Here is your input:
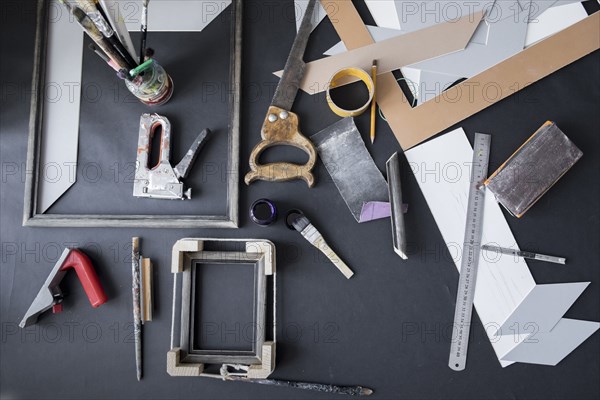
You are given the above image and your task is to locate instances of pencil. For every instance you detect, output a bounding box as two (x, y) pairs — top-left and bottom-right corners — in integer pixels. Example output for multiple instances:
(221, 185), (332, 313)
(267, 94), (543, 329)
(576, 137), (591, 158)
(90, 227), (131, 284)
(370, 60), (377, 144)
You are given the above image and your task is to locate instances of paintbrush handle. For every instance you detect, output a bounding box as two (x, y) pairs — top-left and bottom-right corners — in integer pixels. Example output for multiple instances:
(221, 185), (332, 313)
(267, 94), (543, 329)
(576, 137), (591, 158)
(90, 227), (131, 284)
(301, 224), (354, 279)
(139, 1), (149, 64)
(72, 6), (129, 69)
(224, 375), (372, 396)
(131, 237), (142, 381)
(313, 237), (354, 279)
(99, 0), (138, 60)
(76, 0), (137, 67)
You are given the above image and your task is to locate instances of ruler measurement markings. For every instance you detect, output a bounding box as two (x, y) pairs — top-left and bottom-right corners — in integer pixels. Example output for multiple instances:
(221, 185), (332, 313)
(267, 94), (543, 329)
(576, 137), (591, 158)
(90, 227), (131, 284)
(448, 133), (491, 371)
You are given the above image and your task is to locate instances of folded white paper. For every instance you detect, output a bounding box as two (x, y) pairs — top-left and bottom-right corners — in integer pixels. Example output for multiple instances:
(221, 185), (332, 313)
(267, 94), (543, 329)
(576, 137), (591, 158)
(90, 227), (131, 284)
(405, 128), (599, 367)
(295, 0), (327, 33)
(365, 0), (401, 30)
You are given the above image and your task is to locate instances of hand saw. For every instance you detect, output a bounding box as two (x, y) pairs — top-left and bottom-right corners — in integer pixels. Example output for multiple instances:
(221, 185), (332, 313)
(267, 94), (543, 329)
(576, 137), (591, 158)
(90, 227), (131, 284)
(245, 0), (318, 187)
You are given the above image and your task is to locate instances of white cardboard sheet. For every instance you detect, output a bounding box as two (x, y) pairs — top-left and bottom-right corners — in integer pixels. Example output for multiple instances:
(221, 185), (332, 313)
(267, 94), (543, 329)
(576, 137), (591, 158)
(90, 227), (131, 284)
(525, 2), (587, 46)
(295, 0), (327, 33)
(365, 0), (401, 30)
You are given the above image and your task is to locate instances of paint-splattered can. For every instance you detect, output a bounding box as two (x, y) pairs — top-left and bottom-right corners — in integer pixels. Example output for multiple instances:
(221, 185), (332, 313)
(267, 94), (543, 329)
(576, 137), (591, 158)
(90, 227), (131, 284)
(125, 60), (173, 106)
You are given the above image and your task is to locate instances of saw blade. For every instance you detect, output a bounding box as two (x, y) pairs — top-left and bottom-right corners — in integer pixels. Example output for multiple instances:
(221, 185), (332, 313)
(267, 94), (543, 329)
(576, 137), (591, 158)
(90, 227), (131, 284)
(270, 0), (317, 110)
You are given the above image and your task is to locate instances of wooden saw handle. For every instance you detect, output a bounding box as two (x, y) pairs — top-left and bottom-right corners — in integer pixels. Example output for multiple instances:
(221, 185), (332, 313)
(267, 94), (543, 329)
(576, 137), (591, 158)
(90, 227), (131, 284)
(245, 106), (317, 187)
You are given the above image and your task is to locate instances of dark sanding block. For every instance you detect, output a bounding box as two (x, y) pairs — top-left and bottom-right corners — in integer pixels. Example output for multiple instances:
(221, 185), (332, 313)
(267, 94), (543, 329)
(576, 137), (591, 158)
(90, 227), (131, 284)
(485, 121), (583, 217)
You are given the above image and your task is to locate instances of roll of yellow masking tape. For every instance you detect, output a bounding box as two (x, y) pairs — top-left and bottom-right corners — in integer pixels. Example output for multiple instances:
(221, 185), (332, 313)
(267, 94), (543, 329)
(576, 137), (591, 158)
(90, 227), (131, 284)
(326, 67), (375, 117)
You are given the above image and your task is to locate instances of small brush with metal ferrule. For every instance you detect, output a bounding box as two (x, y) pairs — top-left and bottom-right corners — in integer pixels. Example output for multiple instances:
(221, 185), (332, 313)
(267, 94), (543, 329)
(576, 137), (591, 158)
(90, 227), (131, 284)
(289, 212), (354, 279)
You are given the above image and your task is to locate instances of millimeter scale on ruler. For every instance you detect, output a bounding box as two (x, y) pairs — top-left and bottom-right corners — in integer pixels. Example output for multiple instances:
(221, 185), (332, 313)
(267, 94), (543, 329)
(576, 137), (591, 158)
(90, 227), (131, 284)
(448, 132), (491, 371)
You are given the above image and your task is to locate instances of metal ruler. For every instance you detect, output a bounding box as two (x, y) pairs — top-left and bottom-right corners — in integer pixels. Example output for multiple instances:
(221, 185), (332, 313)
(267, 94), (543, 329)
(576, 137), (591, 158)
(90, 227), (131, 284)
(448, 133), (491, 371)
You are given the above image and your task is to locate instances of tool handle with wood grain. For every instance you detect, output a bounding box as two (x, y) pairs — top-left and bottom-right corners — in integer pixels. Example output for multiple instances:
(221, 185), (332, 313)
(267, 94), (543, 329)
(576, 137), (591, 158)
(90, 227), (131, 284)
(313, 236), (354, 279)
(301, 224), (354, 279)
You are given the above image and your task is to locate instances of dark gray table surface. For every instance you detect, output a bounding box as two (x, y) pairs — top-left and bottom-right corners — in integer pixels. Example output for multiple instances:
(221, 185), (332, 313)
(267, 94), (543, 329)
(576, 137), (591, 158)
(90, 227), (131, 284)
(1, 1), (599, 399)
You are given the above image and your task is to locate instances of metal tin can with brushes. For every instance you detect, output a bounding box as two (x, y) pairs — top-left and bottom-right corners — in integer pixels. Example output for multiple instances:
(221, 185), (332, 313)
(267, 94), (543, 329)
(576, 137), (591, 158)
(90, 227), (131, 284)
(125, 59), (173, 106)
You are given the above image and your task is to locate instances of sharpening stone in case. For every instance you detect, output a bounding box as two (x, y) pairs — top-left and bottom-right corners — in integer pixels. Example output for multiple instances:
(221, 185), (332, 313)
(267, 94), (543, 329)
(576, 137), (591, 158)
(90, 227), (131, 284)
(311, 117), (389, 222)
(485, 121), (583, 217)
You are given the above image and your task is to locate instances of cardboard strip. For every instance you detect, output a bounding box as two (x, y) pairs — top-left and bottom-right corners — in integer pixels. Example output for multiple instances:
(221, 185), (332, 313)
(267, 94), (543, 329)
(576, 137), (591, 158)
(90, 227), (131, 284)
(320, 1), (600, 150)
(274, 10), (483, 92)
(320, 0), (427, 151)
(393, 12), (600, 149)
(141, 258), (153, 322)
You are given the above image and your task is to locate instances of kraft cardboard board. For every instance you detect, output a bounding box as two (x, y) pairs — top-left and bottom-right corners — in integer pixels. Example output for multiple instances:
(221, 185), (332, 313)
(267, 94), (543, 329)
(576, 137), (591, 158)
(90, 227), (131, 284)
(392, 11), (600, 149)
(321, 0), (374, 48)
(323, 2), (587, 103)
(320, 0), (424, 151)
(320, 1), (599, 150)
(323, 25), (405, 56)
(274, 10), (483, 93)
(410, 2), (586, 103)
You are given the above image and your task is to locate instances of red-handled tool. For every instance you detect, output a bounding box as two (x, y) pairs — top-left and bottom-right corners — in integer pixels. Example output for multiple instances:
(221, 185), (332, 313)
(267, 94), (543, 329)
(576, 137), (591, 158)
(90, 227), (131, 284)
(19, 248), (107, 328)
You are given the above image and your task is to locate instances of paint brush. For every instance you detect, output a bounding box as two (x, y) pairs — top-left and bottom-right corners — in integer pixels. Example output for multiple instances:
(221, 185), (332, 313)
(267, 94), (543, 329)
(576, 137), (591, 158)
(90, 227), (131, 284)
(369, 59), (377, 143)
(289, 212), (354, 279)
(99, 0), (138, 60)
(76, 0), (138, 68)
(140, 0), (149, 64)
(88, 43), (119, 71)
(131, 237), (142, 381)
(59, 1), (129, 70)
(223, 375), (373, 396)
